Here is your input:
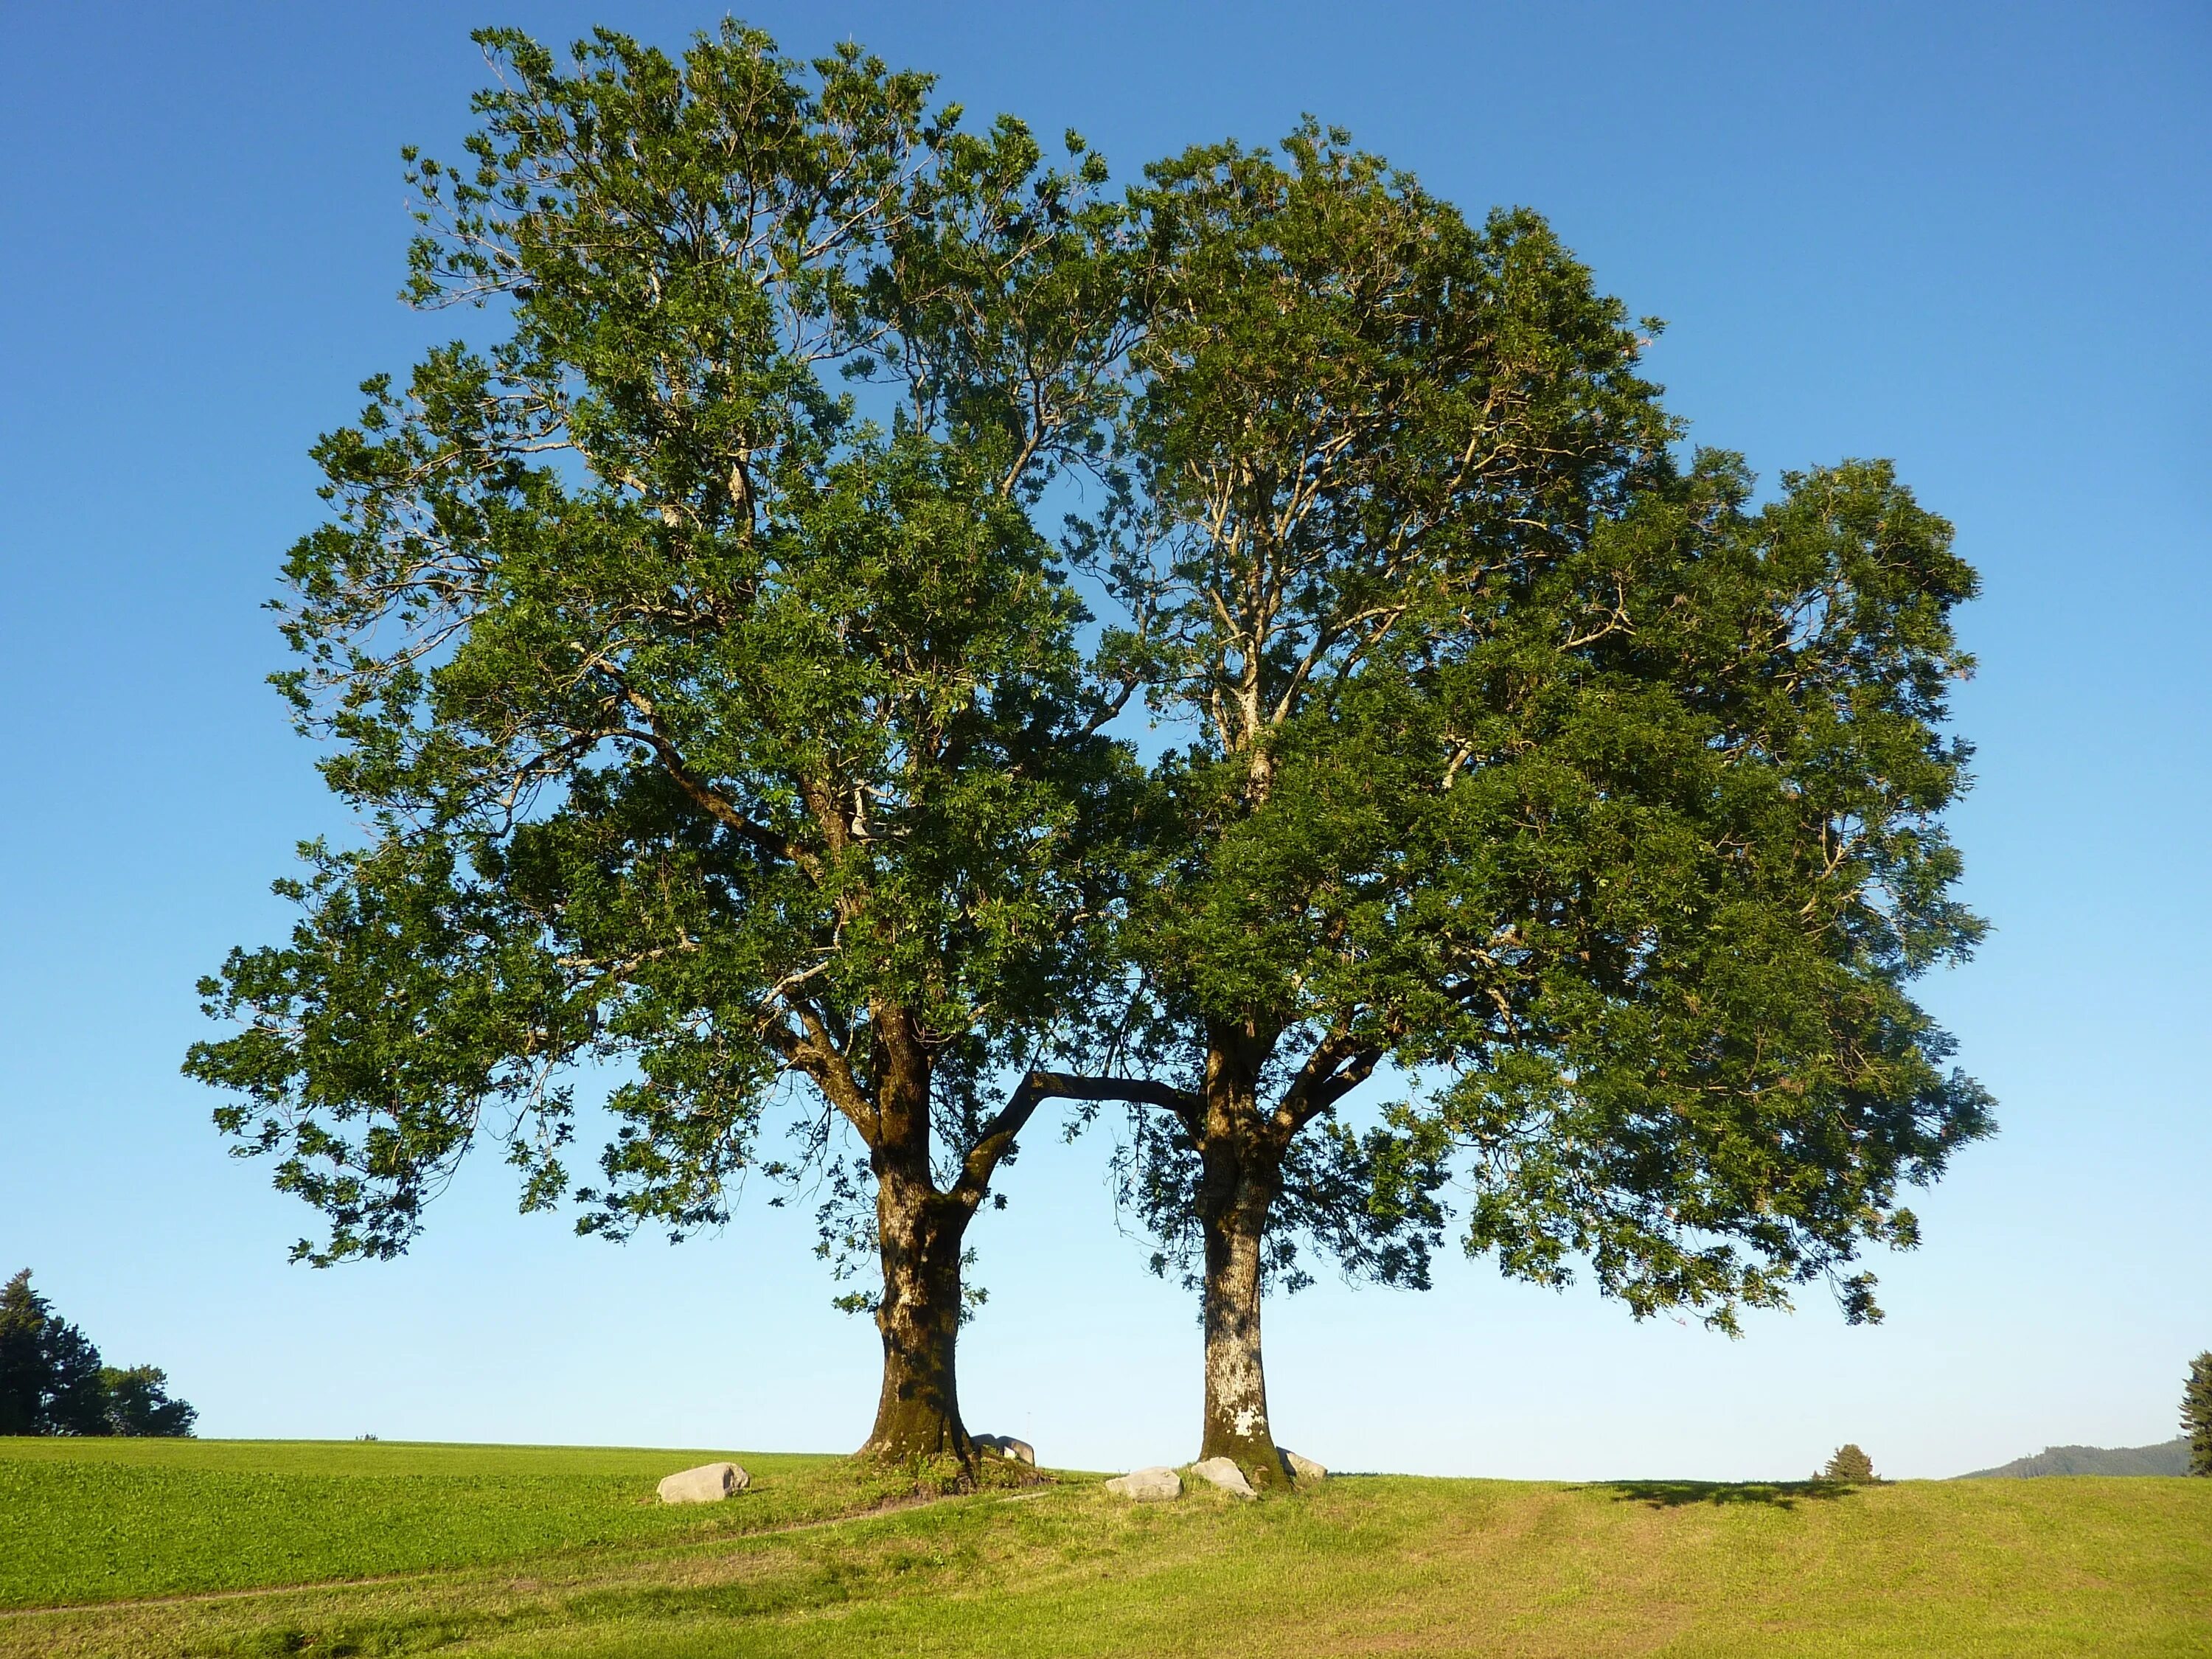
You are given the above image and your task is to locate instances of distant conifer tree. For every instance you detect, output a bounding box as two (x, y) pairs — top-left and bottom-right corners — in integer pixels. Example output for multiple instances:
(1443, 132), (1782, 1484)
(43, 1318), (109, 1436)
(0, 1270), (105, 1434)
(2184, 1352), (2212, 1477)
(1822, 1444), (1877, 1483)
(0, 1270), (46, 1435)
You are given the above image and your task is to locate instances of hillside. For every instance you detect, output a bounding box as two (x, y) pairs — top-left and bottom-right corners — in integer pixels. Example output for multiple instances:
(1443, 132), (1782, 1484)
(1960, 1439), (2191, 1478)
(5, 1439), (2210, 1657)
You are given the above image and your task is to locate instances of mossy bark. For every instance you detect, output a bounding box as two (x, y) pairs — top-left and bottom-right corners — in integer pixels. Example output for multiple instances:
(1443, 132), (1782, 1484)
(858, 1166), (973, 1464)
(852, 1012), (978, 1469)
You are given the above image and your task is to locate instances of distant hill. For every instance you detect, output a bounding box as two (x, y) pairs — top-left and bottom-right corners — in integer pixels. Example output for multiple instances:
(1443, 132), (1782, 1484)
(1958, 1439), (2191, 1478)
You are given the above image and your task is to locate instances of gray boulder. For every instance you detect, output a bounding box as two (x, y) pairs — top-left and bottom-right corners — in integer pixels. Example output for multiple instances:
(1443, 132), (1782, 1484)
(1105, 1465), (1182, 1502)
(655, 1461), (749, 1504)
(1282, 1449), (1327, 1484)
(975, 1433), (1036, 1466)
(1189, 1456), (1256, 1500)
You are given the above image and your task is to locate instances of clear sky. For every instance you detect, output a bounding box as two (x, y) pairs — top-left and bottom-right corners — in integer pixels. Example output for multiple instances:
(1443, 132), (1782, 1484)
(1, 0), (2205, 1481)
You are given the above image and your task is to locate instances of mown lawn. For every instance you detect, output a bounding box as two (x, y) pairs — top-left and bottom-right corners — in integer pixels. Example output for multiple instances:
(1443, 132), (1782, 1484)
(3, 1439), (2207, 1657)
(0, 1439), (908, 1607)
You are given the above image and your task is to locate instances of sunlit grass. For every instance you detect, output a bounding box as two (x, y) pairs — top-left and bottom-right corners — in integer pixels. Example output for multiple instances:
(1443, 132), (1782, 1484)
(0, 1438), (896, 1607)
(4, 1439), (2207, 1657)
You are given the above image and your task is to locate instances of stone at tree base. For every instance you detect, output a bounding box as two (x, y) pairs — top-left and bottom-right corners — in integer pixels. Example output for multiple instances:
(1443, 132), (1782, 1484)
(1282, 1450), (1327, 1484)
(1189, 1456), (1257, 1499)
(1105, 1466), (1182, 1501)
(975, 1433), (1036, 1465)
(656, 1462), (749, 1504)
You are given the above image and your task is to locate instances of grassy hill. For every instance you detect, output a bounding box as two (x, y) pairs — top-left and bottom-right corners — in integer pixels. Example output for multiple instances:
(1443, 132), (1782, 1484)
(4, 1438), (2209, 1657)
(1959, 1439), (2191, 1478)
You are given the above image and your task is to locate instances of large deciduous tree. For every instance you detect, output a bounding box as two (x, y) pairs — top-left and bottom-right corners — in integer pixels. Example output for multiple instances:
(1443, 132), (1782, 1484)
(1037, 128), (1992, 1486)
(185, 24), (1134, 1468)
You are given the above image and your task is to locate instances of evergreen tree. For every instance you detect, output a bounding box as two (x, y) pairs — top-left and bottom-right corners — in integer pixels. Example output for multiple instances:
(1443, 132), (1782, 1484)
(44, 1318), (110, 1436)
(2184, 1352), (2212, 1477)
(0, 1270), (49, 1436)
(1822, 1443), (1877, 1484)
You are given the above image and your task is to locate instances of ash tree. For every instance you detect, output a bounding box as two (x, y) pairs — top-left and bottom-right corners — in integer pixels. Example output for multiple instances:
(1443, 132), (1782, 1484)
(184, 23), (1136, 1467)
(1032, 128), (1992, 1487)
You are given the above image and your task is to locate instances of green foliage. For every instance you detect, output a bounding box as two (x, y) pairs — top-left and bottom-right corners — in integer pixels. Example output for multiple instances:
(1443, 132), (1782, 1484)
(1081, 123), (1681, 1293)
(2184, 1352), (2212, 1476)
(1822, 1444), (1877, 1483)
(95, 1367), (196, 1439)
(1079, 122), (1989, 1331)
(0, 1271), (192, 1439)
(182, 25), (1136, 1282)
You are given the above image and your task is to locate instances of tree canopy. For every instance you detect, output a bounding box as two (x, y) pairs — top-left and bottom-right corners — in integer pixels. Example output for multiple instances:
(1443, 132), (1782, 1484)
(1026, 125), (1989, 1485)
(185, 21), (1137, 1466)
(187, 25), (1990, 1484)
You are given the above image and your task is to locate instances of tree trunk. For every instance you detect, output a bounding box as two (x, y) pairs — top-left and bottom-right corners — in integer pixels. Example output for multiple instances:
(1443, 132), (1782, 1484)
(857, 1164), (975, 1467)
(1196, 1132), (1290, 1489)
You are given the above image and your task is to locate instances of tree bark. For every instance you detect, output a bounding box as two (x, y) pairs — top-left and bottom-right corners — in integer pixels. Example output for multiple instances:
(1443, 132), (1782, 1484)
(857, 1162), (975, 1464)
(1195, 1098), (1291, 1489)
(853, 1004), (975, 1468)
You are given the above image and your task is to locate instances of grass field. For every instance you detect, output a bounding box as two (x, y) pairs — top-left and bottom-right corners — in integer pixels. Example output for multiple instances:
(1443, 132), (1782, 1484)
(3, 1439), (2207, 1657)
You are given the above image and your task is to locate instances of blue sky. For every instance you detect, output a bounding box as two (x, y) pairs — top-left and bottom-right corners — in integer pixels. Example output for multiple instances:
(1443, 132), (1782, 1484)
(1, 0), (2205, 1480)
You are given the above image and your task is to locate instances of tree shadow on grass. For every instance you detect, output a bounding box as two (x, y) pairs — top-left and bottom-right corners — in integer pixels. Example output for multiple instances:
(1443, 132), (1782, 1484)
(1585, 1479), (1862, 1511)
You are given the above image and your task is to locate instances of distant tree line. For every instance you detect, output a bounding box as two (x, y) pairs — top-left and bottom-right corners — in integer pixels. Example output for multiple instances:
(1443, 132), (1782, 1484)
(0, 1270), (196, 1438)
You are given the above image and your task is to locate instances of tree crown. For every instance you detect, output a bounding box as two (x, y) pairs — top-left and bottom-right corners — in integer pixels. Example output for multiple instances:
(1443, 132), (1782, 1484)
(186, 24), (1138, 1264)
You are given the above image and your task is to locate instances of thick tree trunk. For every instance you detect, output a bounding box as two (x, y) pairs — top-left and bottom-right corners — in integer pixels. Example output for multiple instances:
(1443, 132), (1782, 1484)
(852, 1006), (979, 1469)
(1196, 1132), (1290, 1489)
(858, 1164), (974, 1464)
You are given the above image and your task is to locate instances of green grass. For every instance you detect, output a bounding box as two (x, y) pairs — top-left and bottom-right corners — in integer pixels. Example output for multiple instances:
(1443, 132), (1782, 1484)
(4, 1439), (2208, 1657)
(0, 1439), (914, 1608)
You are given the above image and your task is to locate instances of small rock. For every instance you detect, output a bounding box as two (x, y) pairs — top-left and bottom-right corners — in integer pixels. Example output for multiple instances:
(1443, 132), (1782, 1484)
(1189, 1456), (1256, 1500)
(1282, 1449), (1327, 1484)
(656, 1461), (749, 1504)
(1105, 1465), (1182, 1502)
(975, 1433), (1036, 1466)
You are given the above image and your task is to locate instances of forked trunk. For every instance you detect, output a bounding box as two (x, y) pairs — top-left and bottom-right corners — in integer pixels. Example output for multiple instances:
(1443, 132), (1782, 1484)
(858, 1163), (974, 1465)
(1197, 1134), (1290, 1489)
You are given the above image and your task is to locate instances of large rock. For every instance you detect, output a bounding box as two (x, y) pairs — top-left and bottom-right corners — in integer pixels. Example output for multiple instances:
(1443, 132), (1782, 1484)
(1189, 1456), (1256, 1500)
(1282, 1449), (1327, 1484)
(656, 1461), (749, 1504)
(1105, 1465), (1182, 1502)
(975, 1433), (1037, 1466)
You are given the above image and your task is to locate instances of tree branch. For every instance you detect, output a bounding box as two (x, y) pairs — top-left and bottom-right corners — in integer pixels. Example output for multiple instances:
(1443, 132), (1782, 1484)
(1277, 1037), (1385, 1132)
